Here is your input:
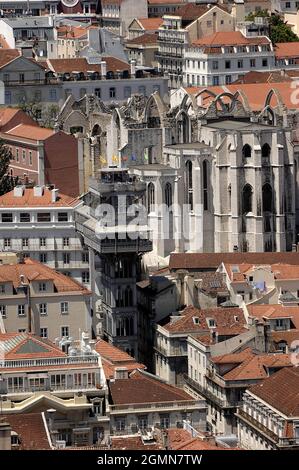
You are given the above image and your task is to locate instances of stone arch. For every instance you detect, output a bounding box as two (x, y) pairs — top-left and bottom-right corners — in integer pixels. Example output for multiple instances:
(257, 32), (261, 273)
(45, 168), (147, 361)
(258, 105), (276, 125)
(176, 109), (191, 143)
(242, 184), (253, 214)
(144, 92), (166, 127)
(265, 88), (285, 112)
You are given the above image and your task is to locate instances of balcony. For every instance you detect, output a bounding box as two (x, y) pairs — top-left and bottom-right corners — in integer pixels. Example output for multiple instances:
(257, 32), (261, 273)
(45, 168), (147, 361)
(109, 399), (205, 414)
(154, 344), (187, 357)
(5, 78), (60, 86)
(7, 383), (101, 395)
(3, 355), (99, 369)
(184, 374), (239, 409)
(237, 408), (278, 443)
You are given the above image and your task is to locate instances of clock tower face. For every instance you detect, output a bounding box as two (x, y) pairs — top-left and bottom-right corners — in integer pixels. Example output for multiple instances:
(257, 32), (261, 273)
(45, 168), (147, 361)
(61, 0), (79, 7)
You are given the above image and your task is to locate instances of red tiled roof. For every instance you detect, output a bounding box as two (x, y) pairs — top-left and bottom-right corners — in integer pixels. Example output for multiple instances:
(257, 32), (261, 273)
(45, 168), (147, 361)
(249, 366), (299, 417)
(126, 33), (158, 46)
(275, 42), (299, 59)
(95, 339), (145, 379)
(0, 34), (10, 49)
(138, 17), (163, 29)
(0, 49), (20, 69)
(0, 258), (90, 294)
(5, 123), (54, 140)
(0, 333), (66, 361)
(232, 71), (292, 85)
(247, 305), (299, 322)
(48, 56), (129, 74)
(0, 187), (79, 208)
(2, 413), (51, 450)
(271, 329), (299, 347)
(111, 436), (163, 450)
(193, 31), (270, 48)
(148, 0), (185, 4)
(160, 305), (247, 336)
(223, 353), (292, 381)
(169, 252), (299, 271)
(109, 370), (193, 405)
(212, 347), (254, 365)
(57, 25), (88, 39)
(0, 108), (38, 131)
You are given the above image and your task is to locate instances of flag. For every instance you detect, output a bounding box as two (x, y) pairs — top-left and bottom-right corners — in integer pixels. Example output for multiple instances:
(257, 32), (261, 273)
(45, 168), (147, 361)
(131, 154), (137, 162)
(100, 156), (107, 165)
(122, 156), (128, 162)
(112, 155), (119, 164)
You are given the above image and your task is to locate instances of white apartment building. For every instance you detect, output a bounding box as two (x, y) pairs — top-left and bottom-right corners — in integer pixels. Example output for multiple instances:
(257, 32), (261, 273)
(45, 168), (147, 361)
(184, 31), (274, 87)
(237, 366), (299, 450)
(0, 256), (91, 341)
(0, 186), (90, 286)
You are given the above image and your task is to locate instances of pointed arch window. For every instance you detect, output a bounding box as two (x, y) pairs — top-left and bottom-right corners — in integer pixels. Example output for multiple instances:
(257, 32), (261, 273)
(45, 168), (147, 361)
(165, 182), (172, 208)
(242, 184), (253, 214)
(242, 144), (252, 159)
(203, 160), (209, 211)
(147, 182), (155, 213)
(185, 160), (193, 210)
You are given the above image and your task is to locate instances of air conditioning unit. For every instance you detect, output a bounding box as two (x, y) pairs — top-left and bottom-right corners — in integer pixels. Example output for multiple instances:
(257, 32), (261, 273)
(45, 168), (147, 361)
(56, 440), (66, 449)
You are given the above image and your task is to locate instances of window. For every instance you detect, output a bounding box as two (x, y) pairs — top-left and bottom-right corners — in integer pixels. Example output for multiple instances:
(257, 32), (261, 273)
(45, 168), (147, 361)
(212, 60), (218, 70)
(20, 213), (30, 223)
(225, 60), (231, 69)
(164, 182), (172, 208)
(262, 59), (268, 67)
(0, 305), (6, 318)
(40, 237), (46, 247)
(82, 271), (90, 284)
(63, 237), (69, 247)
(49, 89), (57, 101)
(147, 183), (155, 213)
(40, 328), (48, 338)
(203, 160), (209, 210)
(275, 319), (284, 328)
(61, 302), (69, 315)
(286, 1), (291, 7)
(58, 212), (68, 222)
(40, 253), (47, 263)
(138, 415), (148, 430)
(242, 184), (253, 214)
(238, 60), (243, 69)
(63, 253), (70, 264)
(39, 303), (47, 315)
(18, 305), (25, 316)
(138, 86), (146, 95)
(82, 251), (89, 263)
(109, 87), (116, 98)
(212, 76), (219, 86)
(160, 414), (170, 429)
(185, 160), (193, 210)
(95, 88), (101, 98)
(242, 144), (252, 159)
(115, 417), (126, 431)
(2, 213), (13, 222)
(39, 282), (46, 292)
(225, 75), (232, 84)
(124, 86), (131, 98)
(29, 151), (32, 165)
(4, 238), (11, 248)
(22, 238), (29, 248)
(37, 213), (51, 222)
(250, 59), (256, 67)
(15, 148), (19, 162)
(61, 326), (69, 337)
(0, 284), (5, 294)
(19, 73), (25, 83)
(5, 90), (11, 104)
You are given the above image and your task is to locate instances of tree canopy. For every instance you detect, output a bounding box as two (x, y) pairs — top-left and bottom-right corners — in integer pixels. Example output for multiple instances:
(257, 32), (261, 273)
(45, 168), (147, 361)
(245, 12), (299, 43)
(0, 139), (19, 196)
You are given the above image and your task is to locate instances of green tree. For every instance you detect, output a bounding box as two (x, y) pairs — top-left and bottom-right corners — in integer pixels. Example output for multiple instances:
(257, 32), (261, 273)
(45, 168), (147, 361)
(245, 12), (299, 43)
(0, 139), (19, 196)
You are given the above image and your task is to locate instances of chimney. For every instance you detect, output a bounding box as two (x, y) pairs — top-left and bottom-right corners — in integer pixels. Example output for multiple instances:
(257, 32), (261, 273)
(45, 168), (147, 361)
(13, 185), (25, 197)
(130, 60), (136, 77)
(33, 185), (44, 197)
(0, 422), (11, 451)
(100, 61), (107, 78)
(51, 188), (59, 203)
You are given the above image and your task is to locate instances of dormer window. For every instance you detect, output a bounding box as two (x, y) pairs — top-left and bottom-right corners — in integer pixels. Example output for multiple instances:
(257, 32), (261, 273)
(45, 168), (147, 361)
(11, 432), (20, 446)
(193, 317), (200, 325)
(208, 318), (216, 328)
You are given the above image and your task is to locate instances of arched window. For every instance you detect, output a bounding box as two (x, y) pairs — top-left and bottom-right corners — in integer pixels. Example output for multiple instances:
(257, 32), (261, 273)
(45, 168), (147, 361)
(242, 144), (252, 159)
(185, 160), (193, 210)
(262, 183), (273, 212)
(228, 184), (231, 212)
(124, 286), (133, 307)
(262, 143), (271, 159)
(147, 182), (155, 213)
(203, 160), (209, 210)
(242, 184), (253, 214)
(165, 182), (172, 208)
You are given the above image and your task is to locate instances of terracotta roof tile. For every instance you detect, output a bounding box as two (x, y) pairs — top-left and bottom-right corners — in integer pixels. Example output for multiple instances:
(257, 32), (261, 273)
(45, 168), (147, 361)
(169, 252), (299, 271)
(111, 436), (163, 450)
(0, 49), (20, 69)
(110, 370), (193, 405)
(275, 42), (299, 59)
(0, 187), (79, 207)
(0, 258), (90, 294)
(193, 31), (270, 48)
(247, 305), (299, 324)
(5, 123), (54, 140)
(126, 33), (158, 46)
(57, 25), (88, 39)
(223, 353), (292, 381)
(95, 339), (145, 379)
(212, 347), (254, 365)
(1, 413), (51, 450)
(271, 329), (299, 347)
(249, 366), (299, 417)
(160, 305), (247, 336)
(48, 56), (129, 74)
(138, 17), (163, 29)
